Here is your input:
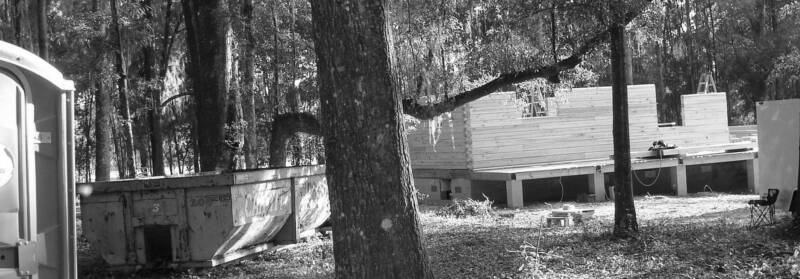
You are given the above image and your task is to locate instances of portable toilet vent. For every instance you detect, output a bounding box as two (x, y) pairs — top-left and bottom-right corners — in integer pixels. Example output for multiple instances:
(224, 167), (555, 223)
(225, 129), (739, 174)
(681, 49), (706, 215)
(0, 41), (77, 279)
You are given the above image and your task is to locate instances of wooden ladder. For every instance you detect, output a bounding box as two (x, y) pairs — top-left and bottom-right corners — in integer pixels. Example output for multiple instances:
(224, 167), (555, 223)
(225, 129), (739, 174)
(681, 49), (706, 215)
(696, 72), (717, 94)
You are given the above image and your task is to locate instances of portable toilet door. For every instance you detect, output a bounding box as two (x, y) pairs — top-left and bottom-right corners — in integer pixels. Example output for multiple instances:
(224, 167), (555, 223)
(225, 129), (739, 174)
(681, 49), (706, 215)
(0, 41), (76, 279)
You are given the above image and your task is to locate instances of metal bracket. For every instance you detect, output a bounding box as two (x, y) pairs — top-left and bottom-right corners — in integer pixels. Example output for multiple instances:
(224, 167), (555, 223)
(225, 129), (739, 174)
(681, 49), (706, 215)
(16, 240), (38, 276)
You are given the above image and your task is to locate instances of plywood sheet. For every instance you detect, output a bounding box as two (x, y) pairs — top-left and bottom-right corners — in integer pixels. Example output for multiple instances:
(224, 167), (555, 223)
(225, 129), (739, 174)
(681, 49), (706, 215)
(756, 99), (800, 209)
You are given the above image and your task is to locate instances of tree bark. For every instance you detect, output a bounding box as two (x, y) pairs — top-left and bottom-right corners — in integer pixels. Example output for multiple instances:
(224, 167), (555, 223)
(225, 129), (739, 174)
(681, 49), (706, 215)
(183, 0), (233, 171)
(241, 0), (258, 169)
(91, 0), (112, 181)
(93, 63), (113, 181)
(35, 0), (46, 60)
(610, 0), (638, 238)
(311, 1), (434, 278)
(142, 0), (165, 176)
(268, 112), (321, 168)
(110, 0), (137, 178)
(625, 44), (633, 84)
(271, 2), (281, 115)
(655, 42), (667, 122)
(12, 0), (31, 49)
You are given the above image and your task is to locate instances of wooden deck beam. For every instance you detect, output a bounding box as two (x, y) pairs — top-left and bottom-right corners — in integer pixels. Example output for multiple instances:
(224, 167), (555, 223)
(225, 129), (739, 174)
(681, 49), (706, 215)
(681, 151), (756, 166)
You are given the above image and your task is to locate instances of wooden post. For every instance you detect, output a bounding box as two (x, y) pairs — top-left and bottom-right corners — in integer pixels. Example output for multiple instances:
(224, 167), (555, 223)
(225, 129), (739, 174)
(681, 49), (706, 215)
(747, 158), (759, 194)
(450, 178), (472, 200)
(588, 171), (605, 202)
(505, 180), (523, 208)
(671, 163), (687, 196)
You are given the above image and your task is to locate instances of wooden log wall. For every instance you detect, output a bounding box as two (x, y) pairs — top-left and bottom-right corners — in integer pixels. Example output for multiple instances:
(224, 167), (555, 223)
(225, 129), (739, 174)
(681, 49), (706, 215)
(466, 85), (731, 169)
(407, 106), (470, 169)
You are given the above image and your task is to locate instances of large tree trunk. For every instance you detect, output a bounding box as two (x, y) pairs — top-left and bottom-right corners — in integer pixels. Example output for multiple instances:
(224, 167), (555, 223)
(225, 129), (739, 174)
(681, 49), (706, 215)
(35, 0), (46, 60)
(12, 0), (30, 48)
(625, 44), (633, 84)
(271, 2), (281, 115)
(610, 0), (638, 238)
(94, 62), (113, 181)
(241, 0), (258, 169)
(110, 0), (137, 178)
(268, 112), (321, 168)
(183, 0), (233, 171)
(311, 1), (434, 278)
(142, 0), (164, 176)
(91, 0), (112, 181)
(655, 42), (667, 123)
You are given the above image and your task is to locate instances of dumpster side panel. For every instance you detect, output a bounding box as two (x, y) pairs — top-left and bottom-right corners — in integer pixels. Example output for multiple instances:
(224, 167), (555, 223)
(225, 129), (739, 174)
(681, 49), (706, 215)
(212, 180), (292, 258)
(130, 190), (188, 265)
(186, 186), (233, 261)
(80, 194), (127, 265)
(131, 190), (181, 226)
(295, 175), (330, 235)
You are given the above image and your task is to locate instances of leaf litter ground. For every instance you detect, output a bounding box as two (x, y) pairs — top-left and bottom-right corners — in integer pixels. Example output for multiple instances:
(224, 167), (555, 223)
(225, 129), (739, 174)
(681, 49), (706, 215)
(78, 193), (800, 278)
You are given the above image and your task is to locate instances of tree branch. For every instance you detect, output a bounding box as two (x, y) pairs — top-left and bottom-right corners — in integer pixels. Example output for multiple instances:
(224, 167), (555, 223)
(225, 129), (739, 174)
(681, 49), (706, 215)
(402, 3), (649, 120)
(268, 112), (322, 168)
(160, 92), (192, 107)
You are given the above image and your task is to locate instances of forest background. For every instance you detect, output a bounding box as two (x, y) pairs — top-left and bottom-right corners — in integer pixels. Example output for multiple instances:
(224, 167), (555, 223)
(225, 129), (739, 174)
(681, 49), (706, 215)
(2, 0), (798, 181)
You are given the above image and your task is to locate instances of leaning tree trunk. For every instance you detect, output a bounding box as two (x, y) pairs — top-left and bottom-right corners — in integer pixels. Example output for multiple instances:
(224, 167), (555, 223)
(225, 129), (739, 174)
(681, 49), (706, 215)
(183, 0), (233, 171)
(611, 0), (638, 238)
(311, 1), (434, 278)
(268, 112), (321, 168)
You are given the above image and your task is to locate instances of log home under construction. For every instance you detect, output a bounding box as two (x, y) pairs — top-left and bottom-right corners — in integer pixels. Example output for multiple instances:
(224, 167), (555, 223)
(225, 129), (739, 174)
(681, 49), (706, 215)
(408, 84), (758, 208)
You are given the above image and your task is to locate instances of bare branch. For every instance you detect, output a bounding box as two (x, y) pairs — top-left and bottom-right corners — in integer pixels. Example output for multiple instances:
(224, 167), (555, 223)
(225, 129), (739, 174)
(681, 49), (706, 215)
(160, 92), (192, 107)
(402, 3), (650, 120)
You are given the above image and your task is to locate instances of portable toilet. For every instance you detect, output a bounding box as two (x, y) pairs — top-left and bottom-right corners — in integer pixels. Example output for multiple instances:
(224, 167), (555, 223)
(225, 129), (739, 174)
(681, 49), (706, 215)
(0, 41), (76, 278)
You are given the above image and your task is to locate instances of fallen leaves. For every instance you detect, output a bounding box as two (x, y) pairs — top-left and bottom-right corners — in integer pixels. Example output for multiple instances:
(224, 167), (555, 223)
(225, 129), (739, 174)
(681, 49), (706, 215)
(77, 193), (800, 278)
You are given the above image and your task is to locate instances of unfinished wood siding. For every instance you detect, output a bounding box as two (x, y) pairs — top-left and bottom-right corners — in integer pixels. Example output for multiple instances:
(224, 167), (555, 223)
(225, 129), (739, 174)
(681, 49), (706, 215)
(657, 93), (730, 147)
(468, 85), (731, 169)
(407, 106), (469, 169)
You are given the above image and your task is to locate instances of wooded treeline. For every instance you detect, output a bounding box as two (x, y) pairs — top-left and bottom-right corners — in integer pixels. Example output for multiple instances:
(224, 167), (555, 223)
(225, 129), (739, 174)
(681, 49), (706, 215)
(1, 0), (323, 181)
(3, 0), (797, 277)
(1, 0), (796, 181)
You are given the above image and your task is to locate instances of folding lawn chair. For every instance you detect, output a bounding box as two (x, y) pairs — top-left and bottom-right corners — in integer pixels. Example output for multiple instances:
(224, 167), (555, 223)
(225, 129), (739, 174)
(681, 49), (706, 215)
(748, 188), (779, 227)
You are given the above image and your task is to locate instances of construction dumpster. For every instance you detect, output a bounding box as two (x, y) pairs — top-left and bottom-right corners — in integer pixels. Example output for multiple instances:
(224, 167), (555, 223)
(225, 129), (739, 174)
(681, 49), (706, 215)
(79, 165), (330, 269)
(0, 41), (77, 279)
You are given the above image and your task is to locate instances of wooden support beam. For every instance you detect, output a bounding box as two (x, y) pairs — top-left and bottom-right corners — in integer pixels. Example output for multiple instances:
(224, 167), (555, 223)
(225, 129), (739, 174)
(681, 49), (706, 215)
(615, 142), (756, 159)
(746, 158), (759, 194)
(587, 171), (605, 202)
(681, 151), (756, 166)
(515, 165), (598, 180)
(671, 164), (687, 196)
(505, 180), (524, 208)
(470, 171), (515, 181)
(601, 158), (678, 173)
(451, 178), (472, 200)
